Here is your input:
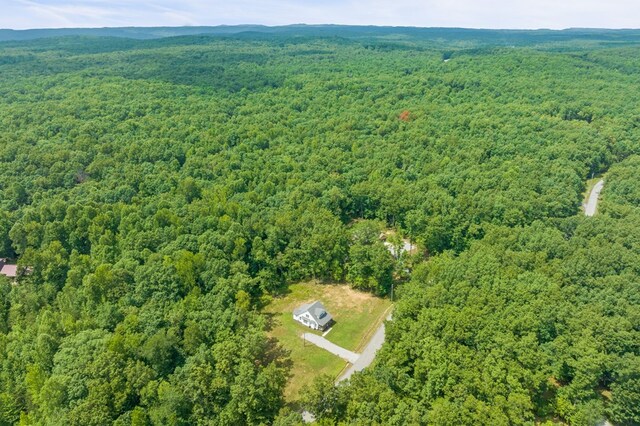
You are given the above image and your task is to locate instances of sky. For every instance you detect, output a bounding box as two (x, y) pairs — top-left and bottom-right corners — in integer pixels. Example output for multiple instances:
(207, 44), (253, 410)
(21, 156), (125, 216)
(0, 0), (638, 30)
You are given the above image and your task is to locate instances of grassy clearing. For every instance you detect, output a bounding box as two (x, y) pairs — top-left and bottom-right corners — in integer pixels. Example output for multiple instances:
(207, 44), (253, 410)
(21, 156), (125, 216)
(263, 281), (392, 401)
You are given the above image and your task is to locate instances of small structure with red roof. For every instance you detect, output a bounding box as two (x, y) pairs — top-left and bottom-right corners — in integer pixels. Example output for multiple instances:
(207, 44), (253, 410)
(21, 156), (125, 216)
(0, 258), (18, 279)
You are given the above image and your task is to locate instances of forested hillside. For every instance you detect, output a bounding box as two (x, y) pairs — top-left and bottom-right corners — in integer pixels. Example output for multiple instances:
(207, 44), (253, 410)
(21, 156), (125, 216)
(0, 28), (638, 425)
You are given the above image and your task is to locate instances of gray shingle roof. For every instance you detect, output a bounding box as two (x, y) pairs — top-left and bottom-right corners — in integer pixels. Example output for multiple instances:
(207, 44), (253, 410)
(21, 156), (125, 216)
(294, 300), (333, 327)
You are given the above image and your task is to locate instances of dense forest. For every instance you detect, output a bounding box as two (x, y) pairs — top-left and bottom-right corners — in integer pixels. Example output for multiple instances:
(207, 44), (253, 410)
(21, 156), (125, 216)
(0, 27), (638, 425)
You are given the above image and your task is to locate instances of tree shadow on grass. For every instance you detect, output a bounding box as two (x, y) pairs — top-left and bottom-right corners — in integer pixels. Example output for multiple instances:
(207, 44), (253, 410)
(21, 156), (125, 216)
(263, 311), (281, 333)
(263, 336), (293, 372)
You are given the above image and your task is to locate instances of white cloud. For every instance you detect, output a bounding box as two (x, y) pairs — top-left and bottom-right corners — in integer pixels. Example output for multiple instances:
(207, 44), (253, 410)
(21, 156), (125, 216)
(0, 0), (638, 30)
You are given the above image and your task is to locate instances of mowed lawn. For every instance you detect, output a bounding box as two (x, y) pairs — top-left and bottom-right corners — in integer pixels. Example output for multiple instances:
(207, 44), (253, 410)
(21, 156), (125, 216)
(264, 282), (392, 401)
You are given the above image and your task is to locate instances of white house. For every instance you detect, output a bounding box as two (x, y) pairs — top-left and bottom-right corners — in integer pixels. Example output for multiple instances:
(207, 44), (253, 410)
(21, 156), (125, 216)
(293, 300), (333, 331)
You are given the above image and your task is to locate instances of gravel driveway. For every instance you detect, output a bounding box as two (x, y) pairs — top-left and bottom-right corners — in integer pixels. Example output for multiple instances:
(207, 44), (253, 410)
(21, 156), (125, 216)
(337, 314), (391, 382)
(302, 333), (360, 363)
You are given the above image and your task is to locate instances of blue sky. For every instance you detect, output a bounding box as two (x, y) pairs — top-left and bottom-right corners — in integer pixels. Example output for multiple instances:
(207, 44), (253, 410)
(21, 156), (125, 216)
(1, 0), (638, 30)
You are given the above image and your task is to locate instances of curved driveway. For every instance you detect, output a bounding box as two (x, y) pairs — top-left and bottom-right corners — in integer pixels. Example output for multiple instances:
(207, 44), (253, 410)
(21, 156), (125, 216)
(337, 315), (390, 382)
(299, 313), (392, 383)
(585, 179), (604, 216)
(302, 333), (359, 363)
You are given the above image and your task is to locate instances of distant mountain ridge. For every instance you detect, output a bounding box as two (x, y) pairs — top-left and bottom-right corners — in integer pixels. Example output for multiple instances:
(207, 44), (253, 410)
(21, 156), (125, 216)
(0, 25), (272, 41)
(2, 25), (640, 44)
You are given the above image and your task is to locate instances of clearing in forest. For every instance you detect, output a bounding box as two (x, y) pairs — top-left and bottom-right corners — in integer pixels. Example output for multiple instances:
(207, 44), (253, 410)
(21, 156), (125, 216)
(263, 282), (392, 401)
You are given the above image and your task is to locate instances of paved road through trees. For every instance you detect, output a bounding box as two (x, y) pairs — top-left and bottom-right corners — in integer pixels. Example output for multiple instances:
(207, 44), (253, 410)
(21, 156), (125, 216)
(585, 179), (604, 216)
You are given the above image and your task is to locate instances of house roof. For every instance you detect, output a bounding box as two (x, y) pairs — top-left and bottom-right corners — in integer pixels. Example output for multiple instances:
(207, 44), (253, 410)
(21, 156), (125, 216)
(294, 300), (333, 327)
(0, 264), (17, 278)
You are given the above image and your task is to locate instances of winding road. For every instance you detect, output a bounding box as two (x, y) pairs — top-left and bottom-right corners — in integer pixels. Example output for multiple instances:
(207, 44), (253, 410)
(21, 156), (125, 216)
(584, 179), (604, 217)
(300, 312), (392, 383)
(301, 314), (391, 423)
(337, 314), (391, 382)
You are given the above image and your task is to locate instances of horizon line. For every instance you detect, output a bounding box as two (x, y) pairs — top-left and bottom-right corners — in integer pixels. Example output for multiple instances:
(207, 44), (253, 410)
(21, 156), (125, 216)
(2, 23), (640, 32)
